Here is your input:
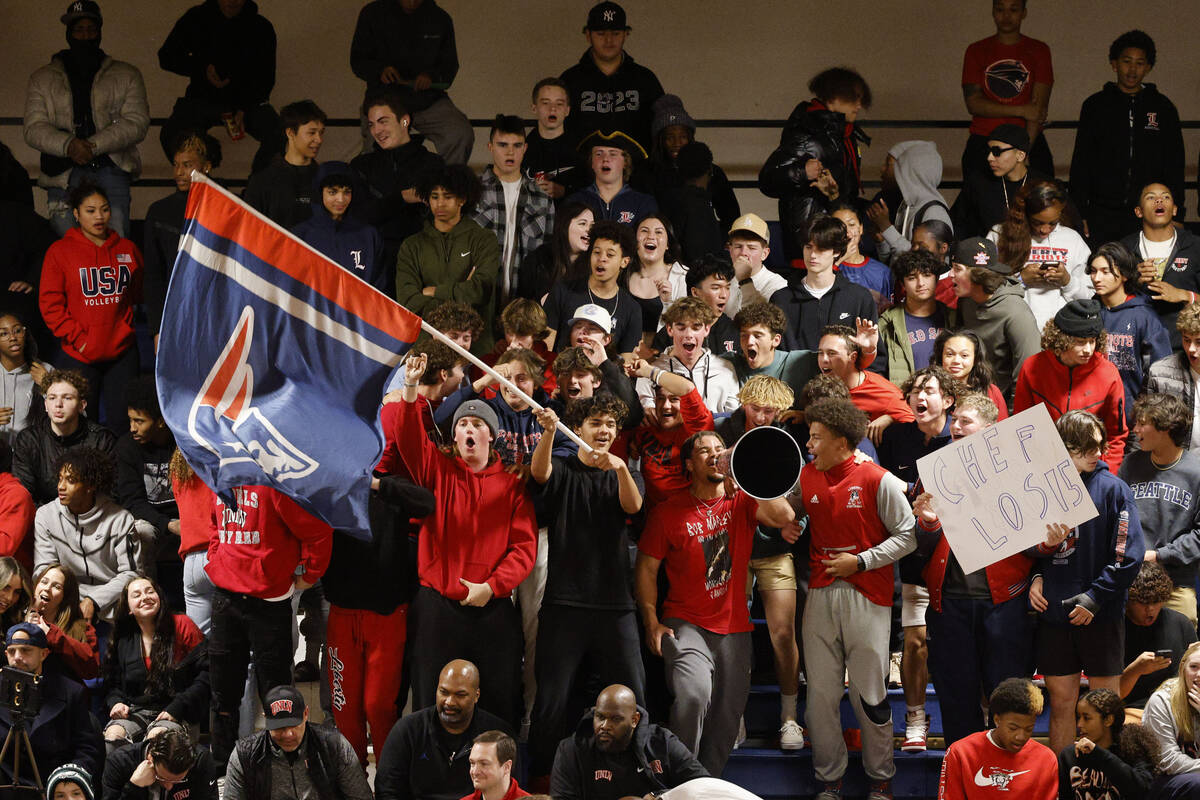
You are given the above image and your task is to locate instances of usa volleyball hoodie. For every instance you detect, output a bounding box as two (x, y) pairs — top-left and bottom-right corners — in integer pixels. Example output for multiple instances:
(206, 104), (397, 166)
(39, 228), (142, 363)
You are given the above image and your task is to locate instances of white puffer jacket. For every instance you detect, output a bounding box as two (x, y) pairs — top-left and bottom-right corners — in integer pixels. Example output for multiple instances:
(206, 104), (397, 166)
(23, 54), (149, 189)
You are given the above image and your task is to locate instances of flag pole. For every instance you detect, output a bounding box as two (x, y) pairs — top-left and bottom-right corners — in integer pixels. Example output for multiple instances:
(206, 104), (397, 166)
(419, 321), (594, 454)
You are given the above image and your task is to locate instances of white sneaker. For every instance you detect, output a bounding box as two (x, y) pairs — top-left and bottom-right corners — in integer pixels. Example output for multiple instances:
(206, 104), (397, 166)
(733, 716), (747, 749)
(902, 713), (928, 752)
(780, 720), (805, 750)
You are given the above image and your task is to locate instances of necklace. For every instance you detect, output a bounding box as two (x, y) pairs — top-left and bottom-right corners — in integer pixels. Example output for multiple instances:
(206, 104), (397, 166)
(1001, 171), (1028, 209)
(1151, 450), (1185, 471)
(588, 284), (618, 315)
(693, 492), (724, 522)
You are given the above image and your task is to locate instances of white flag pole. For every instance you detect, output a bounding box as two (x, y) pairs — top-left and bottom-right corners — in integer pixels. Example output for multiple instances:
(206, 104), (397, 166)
(419, 321), (594, 454)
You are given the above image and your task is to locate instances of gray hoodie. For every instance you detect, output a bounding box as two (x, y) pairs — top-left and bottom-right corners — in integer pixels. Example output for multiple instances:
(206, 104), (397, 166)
(879, 140), (953, 262)
(33, 494), (143, 621)
(953, 280), (1042, 400)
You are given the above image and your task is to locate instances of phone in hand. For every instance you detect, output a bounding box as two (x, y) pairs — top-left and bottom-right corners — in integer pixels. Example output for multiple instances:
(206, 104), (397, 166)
(1156, 649), (1174, 660)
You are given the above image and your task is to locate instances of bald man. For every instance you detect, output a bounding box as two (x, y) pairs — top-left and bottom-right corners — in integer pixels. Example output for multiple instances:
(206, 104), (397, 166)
(377, 660), (515, 800)
(550, 685), (707, 800)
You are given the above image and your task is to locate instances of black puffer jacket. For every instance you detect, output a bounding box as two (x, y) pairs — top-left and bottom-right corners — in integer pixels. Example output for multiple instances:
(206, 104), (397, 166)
(759, 100), (869, 260)
(12, 415), (116, 505)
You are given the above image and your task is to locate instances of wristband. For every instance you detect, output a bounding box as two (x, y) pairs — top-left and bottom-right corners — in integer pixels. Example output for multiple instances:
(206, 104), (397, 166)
(404, 381), (420, 388)
(738, 278), (752, 286)
(650, 368), (661, 386)
(855, 554), (866, 572)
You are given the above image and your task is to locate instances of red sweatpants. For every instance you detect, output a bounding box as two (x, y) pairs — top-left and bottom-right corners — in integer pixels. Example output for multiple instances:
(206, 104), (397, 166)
(326, 603), (408, 765)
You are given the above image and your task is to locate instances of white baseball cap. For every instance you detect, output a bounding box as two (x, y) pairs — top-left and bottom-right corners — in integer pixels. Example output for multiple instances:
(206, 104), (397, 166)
(566, 304), (614, 334)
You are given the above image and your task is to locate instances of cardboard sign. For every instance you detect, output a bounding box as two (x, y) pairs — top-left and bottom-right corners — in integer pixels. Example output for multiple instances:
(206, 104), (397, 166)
(916, 404), (1099, 574)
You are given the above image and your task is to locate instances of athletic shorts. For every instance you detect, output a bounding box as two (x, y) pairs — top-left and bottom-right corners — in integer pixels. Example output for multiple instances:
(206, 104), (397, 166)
(1035, 614), (1125, 677)
(901, 583), (929, 628)
(747, 553), (796, 593)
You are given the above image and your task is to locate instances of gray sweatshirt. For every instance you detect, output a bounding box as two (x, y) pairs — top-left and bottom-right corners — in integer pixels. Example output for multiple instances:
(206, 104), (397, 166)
(954, 280), (1043, 399)
(33, 494), (142, 621)
(878, 140), (954, 263)
(1119, 449), (1200, 588)
(1143, 682), (1200, 775)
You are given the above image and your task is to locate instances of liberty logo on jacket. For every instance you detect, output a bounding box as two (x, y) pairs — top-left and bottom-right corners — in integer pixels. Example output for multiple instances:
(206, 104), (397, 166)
(79, 265), (133, 302)
(846, 486), (863, 509)
(187, 305), (319, 482)
(1146, 112), (1159, 130)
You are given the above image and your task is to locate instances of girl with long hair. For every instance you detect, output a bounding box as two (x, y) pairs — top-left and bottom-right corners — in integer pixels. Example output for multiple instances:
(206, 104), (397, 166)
(1143, 641), (1200, 796)
(25, 563), (98, 679)
(518, 201), (594, 304)
(626, 214), (684, 350)
(0, 557), (31, 631)
(991, 180), (1091, 330)
(103, 575), (207, 752)
(0, 309), (49, 446)
(932, 329), (1008, 419)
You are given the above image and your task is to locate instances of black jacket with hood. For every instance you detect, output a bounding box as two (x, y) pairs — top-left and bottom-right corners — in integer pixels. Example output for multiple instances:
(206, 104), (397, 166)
(1070, 82), (1185, 220)
(559, 51), (665, 153)
(158, 0), (276, 109)
(770, 271), (878, 352)
(759, 100), (869, 261)
(550, 706), (708, 800)
(1120, 226), (1200, 348)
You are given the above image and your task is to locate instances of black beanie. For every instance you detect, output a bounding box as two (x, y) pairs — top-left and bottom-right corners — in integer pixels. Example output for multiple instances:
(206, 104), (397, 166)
(1054, 299), (1103, 338)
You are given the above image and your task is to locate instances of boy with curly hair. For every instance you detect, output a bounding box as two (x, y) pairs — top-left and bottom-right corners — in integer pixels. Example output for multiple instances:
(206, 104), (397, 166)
(33, 446), (142, 622)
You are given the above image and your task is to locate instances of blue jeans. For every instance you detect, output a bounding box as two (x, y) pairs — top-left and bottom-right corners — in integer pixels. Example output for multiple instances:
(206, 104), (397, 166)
(47, 163), (132, 238)
(182, 550), (215, 634)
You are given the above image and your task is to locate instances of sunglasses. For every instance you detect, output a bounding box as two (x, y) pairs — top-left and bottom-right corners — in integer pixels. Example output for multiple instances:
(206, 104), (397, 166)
(987, 145), (1017, 158)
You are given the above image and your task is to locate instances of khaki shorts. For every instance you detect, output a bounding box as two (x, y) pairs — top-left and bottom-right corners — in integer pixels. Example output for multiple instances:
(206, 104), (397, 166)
(747, 553), (797, 593)
(1166, 585), (1198, 626)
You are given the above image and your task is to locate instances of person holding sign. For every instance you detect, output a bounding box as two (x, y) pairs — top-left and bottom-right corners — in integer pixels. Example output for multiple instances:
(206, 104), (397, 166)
(913, 394), (1037, 746)
(1013, 299), (1128, 472)
(1028, 410), (1144, 754)
(785, 398), (916, 800)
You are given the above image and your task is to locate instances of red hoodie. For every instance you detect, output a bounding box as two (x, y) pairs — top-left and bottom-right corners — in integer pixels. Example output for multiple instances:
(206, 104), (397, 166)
(1012, 350), (1128, 472)
(205, 485), (332, 598)
(173, 474), (217, 559)
(39, 228), (142, 363)
(0, 473), (35, 570)
(393, 397), (537, 600)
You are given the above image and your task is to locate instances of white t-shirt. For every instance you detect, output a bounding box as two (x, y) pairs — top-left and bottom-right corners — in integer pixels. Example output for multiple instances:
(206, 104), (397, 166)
(1140, 231), (1177, 280)
(500, 177), (521, 291)
(804, 279), (833, 300)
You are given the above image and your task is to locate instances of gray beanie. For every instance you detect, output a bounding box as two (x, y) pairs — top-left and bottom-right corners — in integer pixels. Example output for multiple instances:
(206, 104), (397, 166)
(651, 94), (696, 141)
(452, 400), (499, 440)
(47, 764), (95, 800)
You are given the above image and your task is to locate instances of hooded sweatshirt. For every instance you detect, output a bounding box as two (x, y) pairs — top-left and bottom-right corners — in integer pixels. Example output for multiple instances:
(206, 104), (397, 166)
(1012, 349), (1129, 473)
(39, 227), (142, 363)
(1120, 227), (1200, 349)
(1070, 82), (1186, 220)
(1026, 461), (1143, 626)
(157, 0), (276, 108)
(33, 494), (142, 620)
(550, 706), (708, 800)
(559, 50), (665, 153)
(1099, 293), (1172, 422)
(350, 0), (459, 111)
(878, 140), (953, 261)
(291, 161), (387, 290)
(952, 280), (1042, 399)
(395, 218), (500, 354)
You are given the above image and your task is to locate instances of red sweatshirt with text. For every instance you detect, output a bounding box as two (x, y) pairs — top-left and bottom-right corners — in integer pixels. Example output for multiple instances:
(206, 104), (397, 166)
(205, 485), (333, 598)
(39, 228), (143, 363)
(0, 473), (35, 570)
(393, 397), (537, 600)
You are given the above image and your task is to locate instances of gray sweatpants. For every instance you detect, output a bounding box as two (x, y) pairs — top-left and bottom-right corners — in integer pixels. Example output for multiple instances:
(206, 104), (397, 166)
(662, 619), (751, 775)
(802, 582), (894, 783)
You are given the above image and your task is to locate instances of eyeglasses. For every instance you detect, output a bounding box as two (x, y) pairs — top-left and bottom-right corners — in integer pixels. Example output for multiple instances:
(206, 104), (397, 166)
(987, 145), (1017, 158)
(0, 327), (25, 341)
(154, 766), (188, 785)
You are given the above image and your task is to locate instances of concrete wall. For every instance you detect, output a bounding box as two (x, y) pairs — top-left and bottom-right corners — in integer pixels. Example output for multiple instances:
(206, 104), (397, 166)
(2, 0), (1198, 220)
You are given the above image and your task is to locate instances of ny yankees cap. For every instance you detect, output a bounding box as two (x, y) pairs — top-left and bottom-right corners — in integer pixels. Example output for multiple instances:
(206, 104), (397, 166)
(61, 0), (102, 26)
(952, 237), (1010, 274)
(585, 1), (629, 32)
(263, 684), (306, 730)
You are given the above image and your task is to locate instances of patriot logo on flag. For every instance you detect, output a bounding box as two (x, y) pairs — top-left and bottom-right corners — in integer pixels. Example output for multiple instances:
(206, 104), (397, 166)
(157, 174), (420, 536)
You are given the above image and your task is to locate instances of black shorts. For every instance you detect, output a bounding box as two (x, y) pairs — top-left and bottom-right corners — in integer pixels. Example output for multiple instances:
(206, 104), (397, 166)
(1035, 614), (1125, 677)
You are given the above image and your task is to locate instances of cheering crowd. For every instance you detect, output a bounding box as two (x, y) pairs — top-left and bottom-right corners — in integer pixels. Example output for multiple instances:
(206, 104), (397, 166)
(4, 0), (1200, 798)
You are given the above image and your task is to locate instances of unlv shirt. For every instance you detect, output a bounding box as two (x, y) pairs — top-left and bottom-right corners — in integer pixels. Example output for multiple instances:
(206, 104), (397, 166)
(938, 730), (1058, 799)
(639, 490), (758, 634)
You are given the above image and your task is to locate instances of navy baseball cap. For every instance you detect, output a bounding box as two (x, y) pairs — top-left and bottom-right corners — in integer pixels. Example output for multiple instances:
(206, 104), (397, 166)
(6, 622), (48, 649)
(585, 1), (629, 32)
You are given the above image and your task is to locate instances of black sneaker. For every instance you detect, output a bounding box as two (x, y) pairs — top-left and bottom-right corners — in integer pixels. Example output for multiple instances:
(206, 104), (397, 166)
(293, 661), (320, 683)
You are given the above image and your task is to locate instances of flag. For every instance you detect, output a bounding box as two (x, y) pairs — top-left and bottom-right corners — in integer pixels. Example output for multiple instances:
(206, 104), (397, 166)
(157, 174), (420, 537)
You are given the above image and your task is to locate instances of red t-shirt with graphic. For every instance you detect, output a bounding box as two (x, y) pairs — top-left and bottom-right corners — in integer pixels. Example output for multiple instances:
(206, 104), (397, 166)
(939, 730), (1057, 799)
(639, 490), (759, 634)
(962, 35), (1054, 137)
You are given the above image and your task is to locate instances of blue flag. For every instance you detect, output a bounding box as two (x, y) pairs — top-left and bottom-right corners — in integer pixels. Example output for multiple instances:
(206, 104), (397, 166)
(157, 175), (421, 537)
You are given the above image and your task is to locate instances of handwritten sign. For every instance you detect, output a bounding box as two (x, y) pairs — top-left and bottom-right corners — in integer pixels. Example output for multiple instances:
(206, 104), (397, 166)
(916, 403), (1098, 574)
